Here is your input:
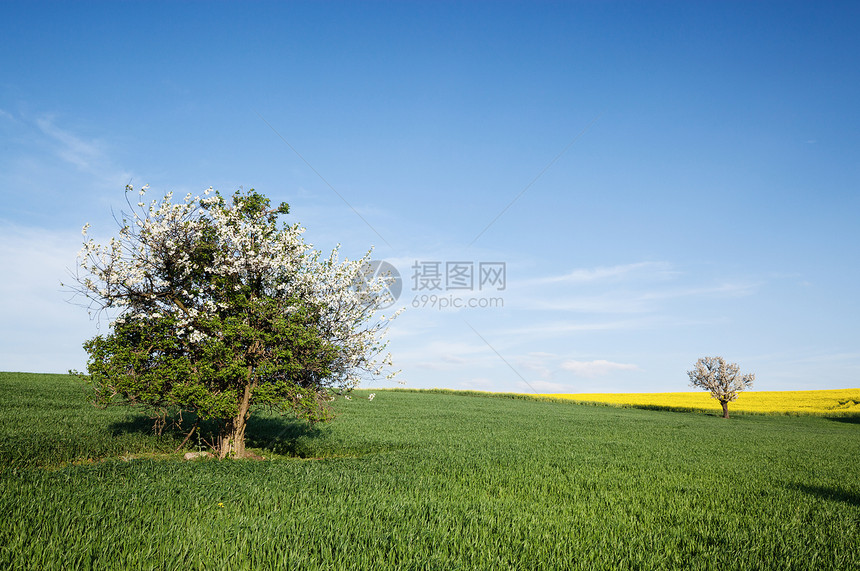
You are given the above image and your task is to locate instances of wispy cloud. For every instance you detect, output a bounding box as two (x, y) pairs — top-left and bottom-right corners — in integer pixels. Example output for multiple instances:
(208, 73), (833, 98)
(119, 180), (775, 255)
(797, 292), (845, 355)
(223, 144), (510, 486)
(513, 260), (760, 315)
(35, 117), (102, 170)
(560, 359), (641, 378)
(524, 294), (653, 314)
(638, 281), (760, 301)
(499, 319), (649, 337)
(33, 115), (133, 188)
(523, 261), (677, 287)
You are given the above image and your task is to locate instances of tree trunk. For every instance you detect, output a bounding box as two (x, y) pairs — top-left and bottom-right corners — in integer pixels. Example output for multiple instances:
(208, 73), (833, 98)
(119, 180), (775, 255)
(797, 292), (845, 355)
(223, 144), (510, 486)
(721, 400), (729, 419)
(217, 379), (255, 459)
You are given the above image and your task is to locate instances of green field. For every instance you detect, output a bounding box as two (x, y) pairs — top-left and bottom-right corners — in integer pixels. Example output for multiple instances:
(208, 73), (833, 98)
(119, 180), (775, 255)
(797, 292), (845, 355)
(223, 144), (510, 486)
(1, 372), (859, 570)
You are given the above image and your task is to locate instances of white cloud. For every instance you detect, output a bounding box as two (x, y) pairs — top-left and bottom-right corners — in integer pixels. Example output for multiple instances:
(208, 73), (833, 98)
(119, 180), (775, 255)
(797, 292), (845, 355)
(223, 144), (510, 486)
(460, 377), (496, 390)
(516, 357), (555, 380)
(520, 379), (568, 393)
(560, 359), (641, 378)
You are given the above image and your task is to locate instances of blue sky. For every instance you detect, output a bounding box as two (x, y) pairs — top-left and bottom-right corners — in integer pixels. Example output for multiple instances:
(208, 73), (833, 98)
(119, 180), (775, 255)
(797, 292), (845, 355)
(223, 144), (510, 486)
(1, 1), (858, 393)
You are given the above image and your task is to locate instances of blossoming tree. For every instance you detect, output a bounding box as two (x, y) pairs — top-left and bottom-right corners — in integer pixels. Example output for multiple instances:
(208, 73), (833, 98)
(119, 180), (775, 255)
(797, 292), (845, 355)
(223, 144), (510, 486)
(72, 186), (399, 458)
(687, 356), (754, 419)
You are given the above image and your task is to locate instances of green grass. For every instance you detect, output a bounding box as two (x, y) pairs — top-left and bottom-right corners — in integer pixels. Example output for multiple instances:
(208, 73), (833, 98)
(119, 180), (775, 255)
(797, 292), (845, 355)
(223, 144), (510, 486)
(1, 373), (859, 569)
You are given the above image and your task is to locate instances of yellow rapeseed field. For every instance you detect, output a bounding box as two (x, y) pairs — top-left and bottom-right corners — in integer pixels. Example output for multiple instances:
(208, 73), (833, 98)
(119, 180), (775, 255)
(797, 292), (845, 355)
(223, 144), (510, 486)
(540, 389), (860, 415)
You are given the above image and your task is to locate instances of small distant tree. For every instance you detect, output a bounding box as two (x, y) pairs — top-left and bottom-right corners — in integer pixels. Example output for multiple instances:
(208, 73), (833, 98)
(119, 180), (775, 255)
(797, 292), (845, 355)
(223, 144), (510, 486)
(687, 356), (754, 419)
(70, 185), (399, 458)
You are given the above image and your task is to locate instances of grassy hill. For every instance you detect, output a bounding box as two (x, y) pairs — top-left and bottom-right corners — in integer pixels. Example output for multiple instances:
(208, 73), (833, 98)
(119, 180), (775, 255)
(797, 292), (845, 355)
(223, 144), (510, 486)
(1, 372), (858, 569)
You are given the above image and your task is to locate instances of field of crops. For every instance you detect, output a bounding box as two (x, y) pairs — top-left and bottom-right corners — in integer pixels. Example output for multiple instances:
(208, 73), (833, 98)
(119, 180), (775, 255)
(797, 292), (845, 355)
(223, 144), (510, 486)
(1, 372), (859, 569)
(541, 388), (860, 415)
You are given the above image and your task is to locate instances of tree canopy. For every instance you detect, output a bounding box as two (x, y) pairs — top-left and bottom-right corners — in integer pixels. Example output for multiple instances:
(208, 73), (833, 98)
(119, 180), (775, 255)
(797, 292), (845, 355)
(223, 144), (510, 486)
(687, 356), (754, 419)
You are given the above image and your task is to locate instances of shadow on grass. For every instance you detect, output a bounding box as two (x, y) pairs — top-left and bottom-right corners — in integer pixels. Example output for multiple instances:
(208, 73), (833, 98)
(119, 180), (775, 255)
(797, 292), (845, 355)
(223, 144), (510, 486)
(108, 410), (204, 439)
(108, 414), (157, 436)
(107, 410), (326, 458)
(245, 415), (324, 458)
(825, 415), (860, 425)
(788, 483), (860, 507)
(555, 399), (725, 417)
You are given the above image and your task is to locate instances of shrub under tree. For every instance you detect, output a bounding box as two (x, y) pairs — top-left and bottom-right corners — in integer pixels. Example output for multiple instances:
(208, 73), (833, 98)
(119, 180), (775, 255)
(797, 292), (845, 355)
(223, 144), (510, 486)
(70, 186), (399, 458)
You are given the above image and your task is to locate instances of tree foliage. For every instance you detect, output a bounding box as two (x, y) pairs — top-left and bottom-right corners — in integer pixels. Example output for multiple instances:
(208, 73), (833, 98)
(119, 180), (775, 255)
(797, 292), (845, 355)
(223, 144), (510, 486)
(71, 185), (399, 458)
(687, 356), (754, 418)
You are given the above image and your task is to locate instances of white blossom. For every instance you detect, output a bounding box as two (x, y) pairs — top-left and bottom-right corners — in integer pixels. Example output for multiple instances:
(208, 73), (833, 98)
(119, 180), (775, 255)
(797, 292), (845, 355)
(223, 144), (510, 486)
(72, 185), (400, 387)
